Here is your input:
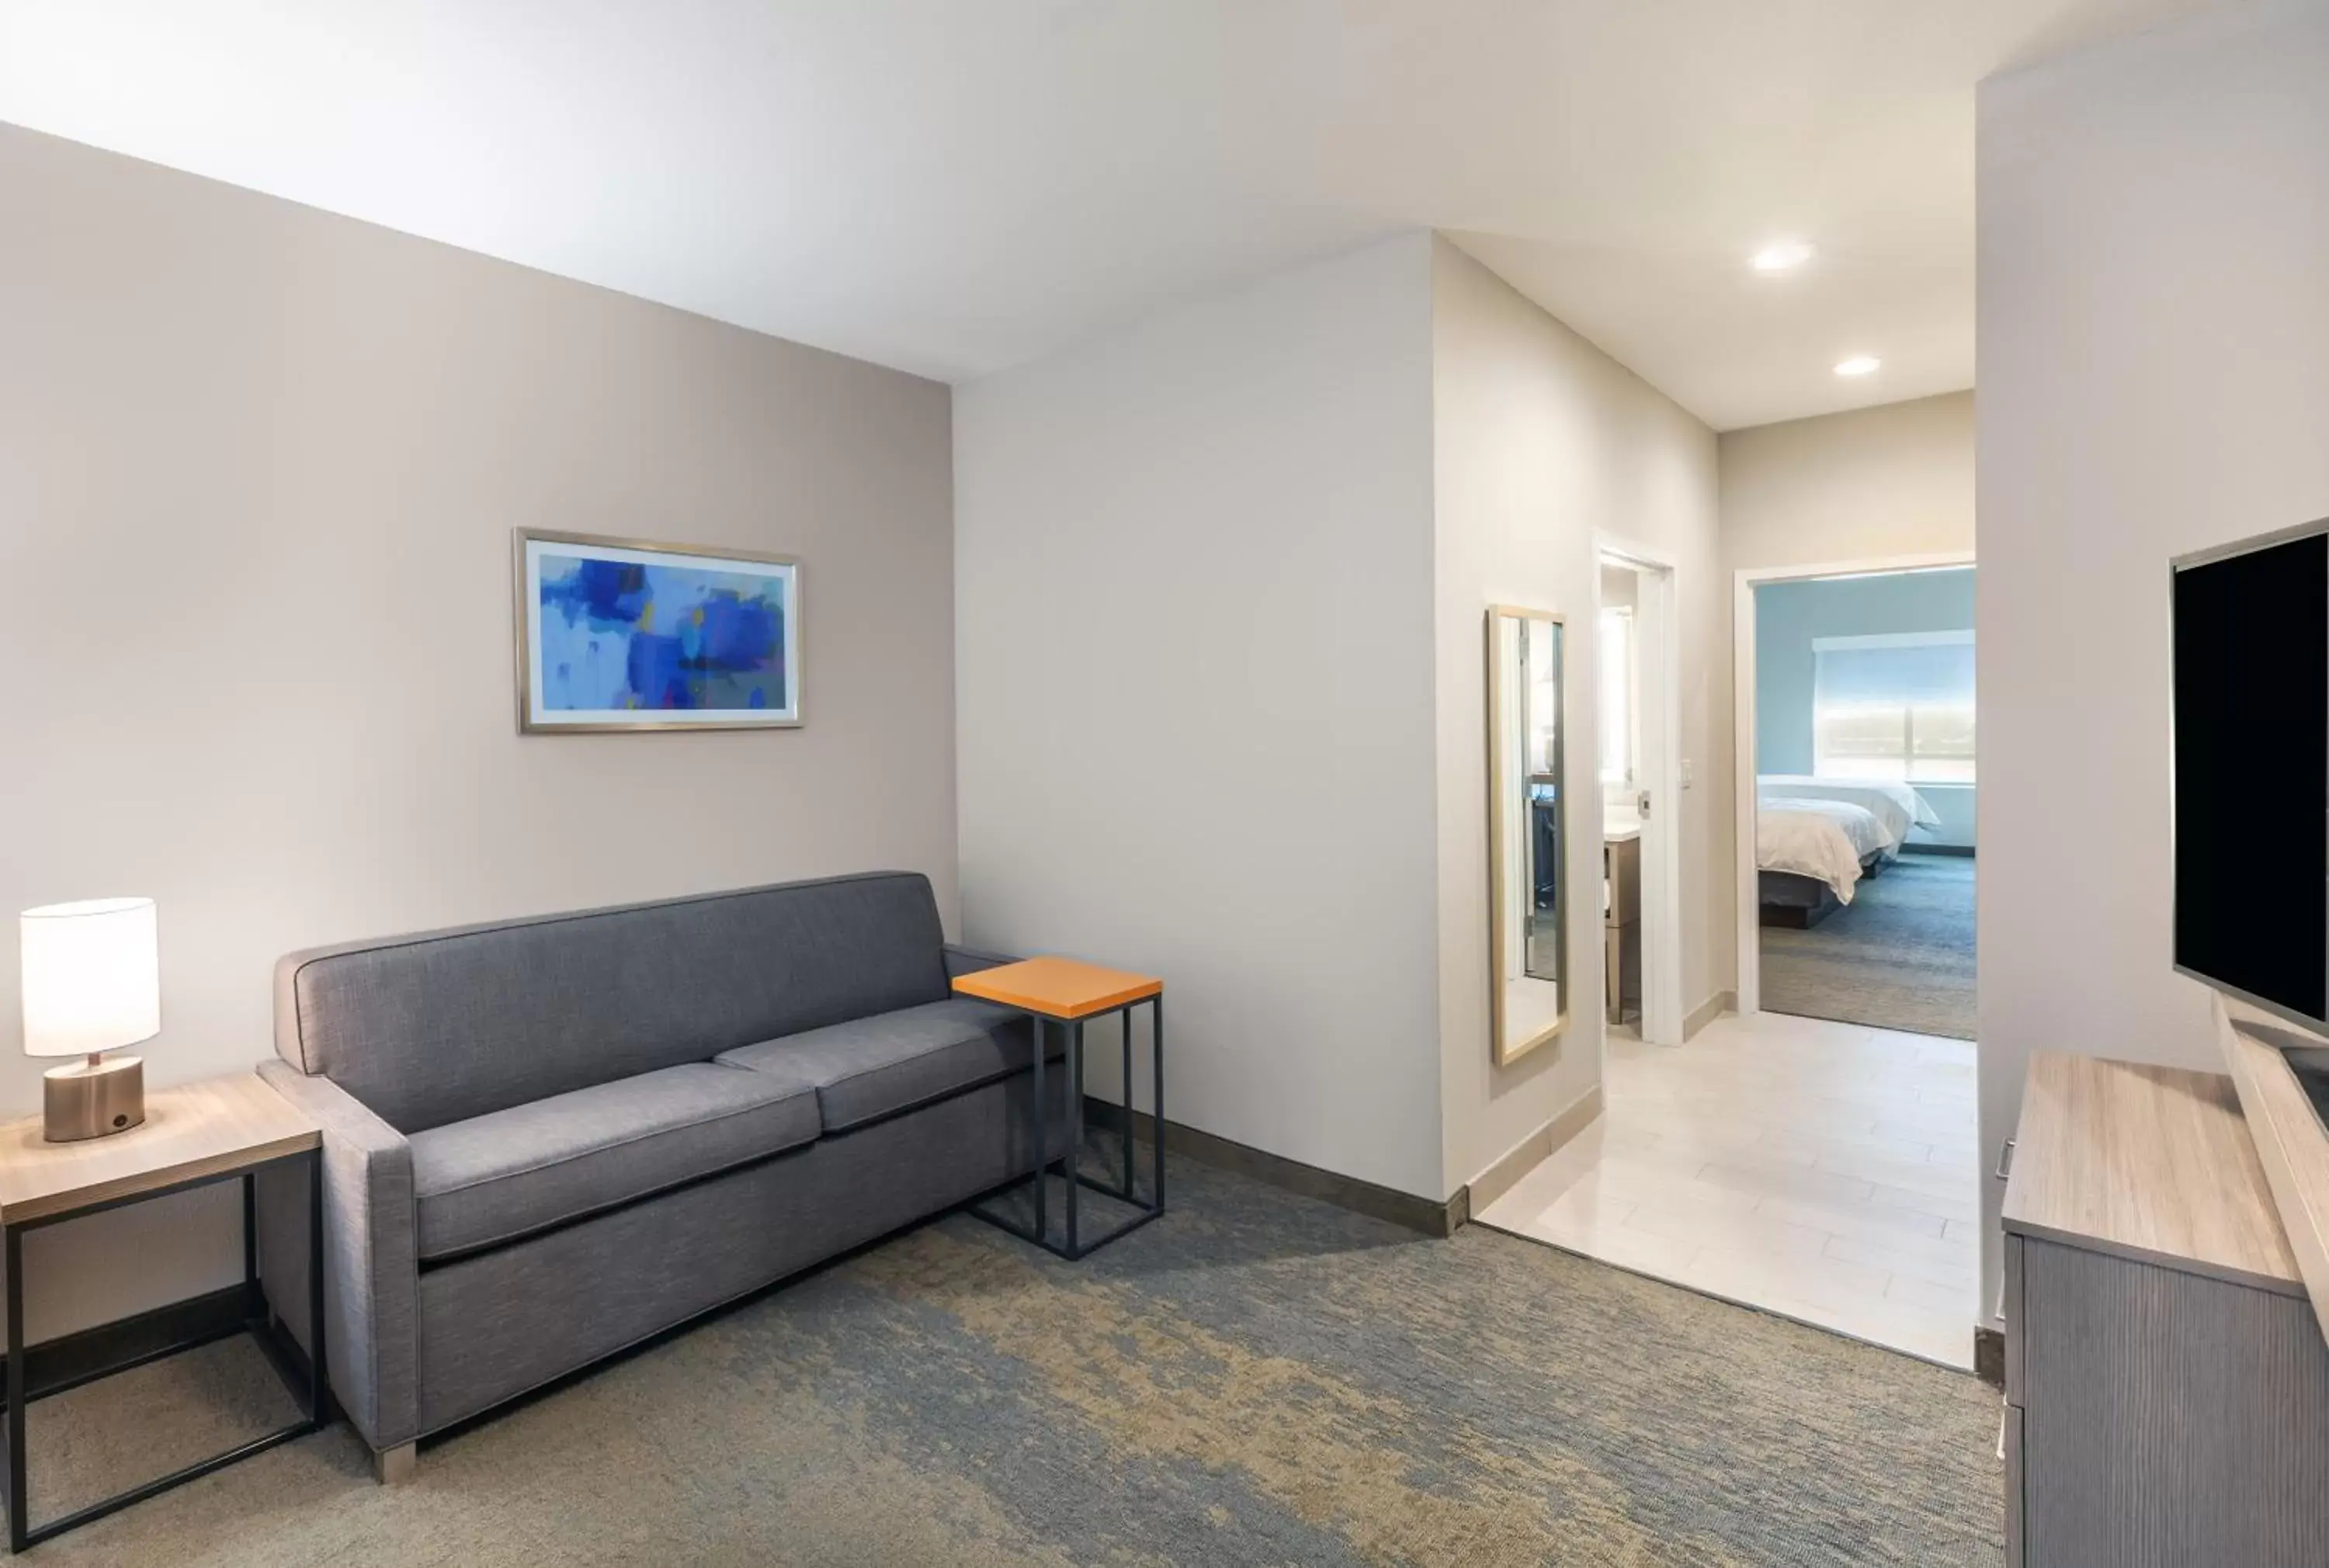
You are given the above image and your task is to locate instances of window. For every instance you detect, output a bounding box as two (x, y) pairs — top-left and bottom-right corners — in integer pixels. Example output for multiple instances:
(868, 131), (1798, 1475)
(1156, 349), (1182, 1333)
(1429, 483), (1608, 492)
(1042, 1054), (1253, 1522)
(1598, 606), (1633, 785)
(1813, 630), (1974, 783)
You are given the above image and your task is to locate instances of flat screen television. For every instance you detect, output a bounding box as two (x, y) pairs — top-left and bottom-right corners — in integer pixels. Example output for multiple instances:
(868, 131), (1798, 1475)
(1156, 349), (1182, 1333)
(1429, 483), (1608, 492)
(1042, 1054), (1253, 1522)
(2172, 522), (2329, 1032)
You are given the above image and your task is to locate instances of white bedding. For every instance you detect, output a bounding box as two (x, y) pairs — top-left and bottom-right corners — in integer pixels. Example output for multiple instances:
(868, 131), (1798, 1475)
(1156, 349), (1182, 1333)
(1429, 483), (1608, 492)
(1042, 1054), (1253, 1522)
(1758, 798), (1890, 903)
(1756, 775), (1941, 852)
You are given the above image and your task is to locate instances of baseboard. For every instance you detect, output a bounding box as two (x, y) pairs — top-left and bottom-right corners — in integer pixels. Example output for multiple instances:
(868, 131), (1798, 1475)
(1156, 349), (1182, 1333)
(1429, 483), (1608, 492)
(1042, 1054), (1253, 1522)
(1466, 1086), (1605, 1216)
(1684, 990), (1734, 1040)
(1907, 843), (1976, 858)
(1085, 1098), (1465, 1237)
(1973, 1326), (2004, 1386)
(1441, 1185), (1470, 1234)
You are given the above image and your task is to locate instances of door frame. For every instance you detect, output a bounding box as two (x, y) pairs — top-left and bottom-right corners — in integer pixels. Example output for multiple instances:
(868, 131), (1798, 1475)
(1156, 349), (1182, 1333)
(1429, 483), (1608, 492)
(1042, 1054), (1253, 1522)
(1731, 548), (1976, 1016)
(1595, 535), (1683, 1046)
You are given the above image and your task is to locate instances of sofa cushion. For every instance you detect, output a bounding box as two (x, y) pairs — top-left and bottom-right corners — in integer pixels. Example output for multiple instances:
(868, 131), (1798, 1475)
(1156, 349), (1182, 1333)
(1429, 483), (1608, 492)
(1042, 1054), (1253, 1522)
(716, 997), (1051, 1133)
(275, 872), (953, 1133)
(407, 1061), (821, 1261)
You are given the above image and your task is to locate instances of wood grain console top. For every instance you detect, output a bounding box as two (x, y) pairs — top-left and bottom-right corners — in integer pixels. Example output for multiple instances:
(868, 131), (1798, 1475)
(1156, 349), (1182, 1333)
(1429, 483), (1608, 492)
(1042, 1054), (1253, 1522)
(2216, 997), (2329, 1341)
(953, 957), (1162, 1020)
(0, 1072), (318, 1226)
(2004, 1049), (2301, 1296)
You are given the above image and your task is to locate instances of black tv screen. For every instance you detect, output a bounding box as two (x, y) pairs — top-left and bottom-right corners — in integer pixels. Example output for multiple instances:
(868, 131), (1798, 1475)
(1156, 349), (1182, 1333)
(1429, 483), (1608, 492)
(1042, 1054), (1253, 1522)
(2172, 526), (2329, 1029)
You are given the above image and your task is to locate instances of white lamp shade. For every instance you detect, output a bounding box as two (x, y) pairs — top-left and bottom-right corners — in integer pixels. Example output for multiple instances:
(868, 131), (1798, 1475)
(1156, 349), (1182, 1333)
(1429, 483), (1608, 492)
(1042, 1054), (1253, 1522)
(19, 898), (161, 1058)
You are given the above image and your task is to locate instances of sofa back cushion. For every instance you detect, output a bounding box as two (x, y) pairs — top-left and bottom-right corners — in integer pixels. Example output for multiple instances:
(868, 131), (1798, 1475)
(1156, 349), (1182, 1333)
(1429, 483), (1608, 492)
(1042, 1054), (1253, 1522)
(273, 872), (951, 1133)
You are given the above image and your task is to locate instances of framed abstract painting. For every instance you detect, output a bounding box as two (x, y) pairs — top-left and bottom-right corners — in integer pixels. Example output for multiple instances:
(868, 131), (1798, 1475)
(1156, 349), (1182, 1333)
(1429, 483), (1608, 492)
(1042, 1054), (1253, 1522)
(514, 529), (800, 732)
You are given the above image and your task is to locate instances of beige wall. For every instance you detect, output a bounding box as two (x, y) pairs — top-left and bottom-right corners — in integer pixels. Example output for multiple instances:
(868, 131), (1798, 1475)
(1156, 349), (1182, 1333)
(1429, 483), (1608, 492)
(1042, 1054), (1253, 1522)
(1976, 0), (2329, 1325)
(1719, 392), (1976, 573)
(0, 126), (957, 1338)
(954, 234), (1446, 1199)
(1431, 239), (1724, 1195)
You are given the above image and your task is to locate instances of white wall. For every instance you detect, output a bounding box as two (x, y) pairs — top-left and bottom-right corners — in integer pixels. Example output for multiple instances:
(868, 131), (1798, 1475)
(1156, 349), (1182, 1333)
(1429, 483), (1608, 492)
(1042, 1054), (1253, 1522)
(1977, 0), (2329, 1318)
(0, 127), (958, 1339)
(956, 234), (1723, 1205)
(1717, 393), (1977, 1017)
(953, 234), (1446, 1200)
(1431, 240), (1723, 1195)
(1720, 393), (1977, 574)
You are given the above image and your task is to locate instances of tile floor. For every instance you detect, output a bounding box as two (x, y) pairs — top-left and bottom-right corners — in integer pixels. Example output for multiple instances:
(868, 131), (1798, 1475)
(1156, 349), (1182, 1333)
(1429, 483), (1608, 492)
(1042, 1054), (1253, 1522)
(1475, 1008), (1980, 1369)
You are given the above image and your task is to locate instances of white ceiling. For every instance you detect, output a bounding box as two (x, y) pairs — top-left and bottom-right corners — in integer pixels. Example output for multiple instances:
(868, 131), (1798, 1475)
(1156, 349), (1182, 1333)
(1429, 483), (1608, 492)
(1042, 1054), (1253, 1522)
(0, 0), (2220, 430)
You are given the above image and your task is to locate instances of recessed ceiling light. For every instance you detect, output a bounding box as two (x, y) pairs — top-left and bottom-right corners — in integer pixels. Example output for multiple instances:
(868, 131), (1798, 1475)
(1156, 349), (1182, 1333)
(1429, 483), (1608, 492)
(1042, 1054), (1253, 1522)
(1834, 356), (1881, 377)
(1750, 242), (1815, 272)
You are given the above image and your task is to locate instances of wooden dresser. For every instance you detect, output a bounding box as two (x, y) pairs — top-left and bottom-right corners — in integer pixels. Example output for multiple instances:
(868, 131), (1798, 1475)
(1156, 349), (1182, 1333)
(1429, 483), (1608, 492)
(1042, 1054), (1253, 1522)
(2001, 1049), (2329, 1567)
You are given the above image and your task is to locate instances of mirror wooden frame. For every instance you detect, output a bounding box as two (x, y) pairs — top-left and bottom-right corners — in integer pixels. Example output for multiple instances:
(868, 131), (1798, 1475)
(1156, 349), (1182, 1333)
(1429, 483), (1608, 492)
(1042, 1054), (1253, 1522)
(1486, 604), (1568, 1066)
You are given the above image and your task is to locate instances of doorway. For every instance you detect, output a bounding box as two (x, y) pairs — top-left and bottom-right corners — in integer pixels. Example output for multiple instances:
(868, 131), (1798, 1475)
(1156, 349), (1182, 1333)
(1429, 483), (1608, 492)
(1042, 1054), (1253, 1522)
(1595, 542), (1682, 1045)
(1732, 554), (1977, 1038)
(1477, 547), (1980, 1369)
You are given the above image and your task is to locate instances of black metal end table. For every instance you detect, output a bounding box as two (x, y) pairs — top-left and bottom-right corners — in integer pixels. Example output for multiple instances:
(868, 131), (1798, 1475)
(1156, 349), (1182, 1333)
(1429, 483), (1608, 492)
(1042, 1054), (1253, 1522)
(953, 957), (1164, 1260)
(0, 1074), (325, 1552)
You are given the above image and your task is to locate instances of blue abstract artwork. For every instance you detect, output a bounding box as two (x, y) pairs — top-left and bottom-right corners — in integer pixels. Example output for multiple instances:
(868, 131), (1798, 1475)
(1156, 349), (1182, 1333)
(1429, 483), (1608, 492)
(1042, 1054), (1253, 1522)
(519, 533), (798, 730)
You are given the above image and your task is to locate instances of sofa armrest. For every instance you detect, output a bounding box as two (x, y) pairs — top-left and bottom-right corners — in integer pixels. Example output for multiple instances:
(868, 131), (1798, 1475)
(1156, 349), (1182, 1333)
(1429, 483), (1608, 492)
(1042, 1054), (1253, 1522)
(944, 942), (1020, 981)
(255, 1060), (419, 1452)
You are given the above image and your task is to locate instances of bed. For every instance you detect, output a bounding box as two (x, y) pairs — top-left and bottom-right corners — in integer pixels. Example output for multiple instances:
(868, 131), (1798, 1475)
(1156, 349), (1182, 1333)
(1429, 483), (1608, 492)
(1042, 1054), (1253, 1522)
(1755, 775), (1941, 859)
(1757, 796), (1893, 928)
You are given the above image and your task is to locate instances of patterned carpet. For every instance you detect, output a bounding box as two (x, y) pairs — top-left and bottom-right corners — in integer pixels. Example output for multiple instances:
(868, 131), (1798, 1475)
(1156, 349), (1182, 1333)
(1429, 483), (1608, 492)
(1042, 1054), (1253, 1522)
(1762, 852), (1977, 1039)
(26, 1154), (2001, 1566)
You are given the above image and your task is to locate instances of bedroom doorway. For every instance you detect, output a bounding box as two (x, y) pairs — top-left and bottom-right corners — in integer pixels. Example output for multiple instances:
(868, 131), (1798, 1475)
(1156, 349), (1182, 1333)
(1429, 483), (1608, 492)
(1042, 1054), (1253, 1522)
(1732, 553), (1977, 1039)
(1595, 541), (1683, 1046)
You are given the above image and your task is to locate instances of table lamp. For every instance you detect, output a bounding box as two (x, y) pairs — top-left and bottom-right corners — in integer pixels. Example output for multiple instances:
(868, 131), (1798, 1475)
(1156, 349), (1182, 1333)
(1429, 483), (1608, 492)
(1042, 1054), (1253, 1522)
(19, 898), (158, 1142)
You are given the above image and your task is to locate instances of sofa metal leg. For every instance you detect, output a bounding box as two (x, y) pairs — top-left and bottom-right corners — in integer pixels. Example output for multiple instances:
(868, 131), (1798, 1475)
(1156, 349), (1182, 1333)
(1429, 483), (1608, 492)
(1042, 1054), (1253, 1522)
(373, 1441), (417, 1486)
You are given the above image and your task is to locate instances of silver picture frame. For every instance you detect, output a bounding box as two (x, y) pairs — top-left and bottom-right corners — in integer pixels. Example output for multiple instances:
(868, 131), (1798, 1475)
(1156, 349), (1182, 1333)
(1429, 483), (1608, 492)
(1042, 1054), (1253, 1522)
(513, 528), (803, 734)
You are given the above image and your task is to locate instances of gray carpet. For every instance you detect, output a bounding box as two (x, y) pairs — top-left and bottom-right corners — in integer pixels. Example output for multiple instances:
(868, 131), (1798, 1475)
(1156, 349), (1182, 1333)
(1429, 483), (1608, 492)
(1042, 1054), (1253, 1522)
(23, 1155), (2001, 1566)
(1762, 851), (1977, 1039)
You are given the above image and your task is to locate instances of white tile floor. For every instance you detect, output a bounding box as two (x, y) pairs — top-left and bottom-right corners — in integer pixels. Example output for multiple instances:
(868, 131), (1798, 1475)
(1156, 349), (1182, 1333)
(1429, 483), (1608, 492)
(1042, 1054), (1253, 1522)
(1475, 1009), (1980, 1369)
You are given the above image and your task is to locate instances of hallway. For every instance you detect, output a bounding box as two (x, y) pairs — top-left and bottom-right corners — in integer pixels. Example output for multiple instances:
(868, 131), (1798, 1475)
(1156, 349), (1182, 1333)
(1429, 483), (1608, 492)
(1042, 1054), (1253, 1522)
(1477, 1009), (1978, 1368)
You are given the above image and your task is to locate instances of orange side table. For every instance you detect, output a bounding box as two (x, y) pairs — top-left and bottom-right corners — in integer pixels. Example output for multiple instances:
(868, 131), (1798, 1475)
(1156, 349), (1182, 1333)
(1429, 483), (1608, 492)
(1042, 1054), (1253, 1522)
(953, 956), (1164, 1259)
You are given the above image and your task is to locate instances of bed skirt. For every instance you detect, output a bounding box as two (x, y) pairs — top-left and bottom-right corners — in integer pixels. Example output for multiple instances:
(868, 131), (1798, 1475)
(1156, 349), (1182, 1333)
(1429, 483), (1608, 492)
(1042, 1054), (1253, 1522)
(1758, 851), (1883, 929)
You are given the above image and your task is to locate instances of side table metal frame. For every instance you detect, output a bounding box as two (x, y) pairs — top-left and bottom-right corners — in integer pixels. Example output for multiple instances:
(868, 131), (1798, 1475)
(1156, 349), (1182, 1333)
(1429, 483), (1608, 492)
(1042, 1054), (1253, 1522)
(972, 994), (1164, 1260)
(1, 1147), (325, 1552)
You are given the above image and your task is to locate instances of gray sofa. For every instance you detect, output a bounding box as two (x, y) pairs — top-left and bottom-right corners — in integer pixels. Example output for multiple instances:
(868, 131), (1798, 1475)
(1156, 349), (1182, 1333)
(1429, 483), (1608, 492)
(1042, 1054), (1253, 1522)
(253, 872), (1053, 1479)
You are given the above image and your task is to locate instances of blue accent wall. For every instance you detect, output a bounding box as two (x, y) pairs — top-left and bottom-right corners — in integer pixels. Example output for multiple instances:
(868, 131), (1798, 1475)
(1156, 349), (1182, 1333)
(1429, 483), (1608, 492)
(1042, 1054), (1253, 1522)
(1754, 567), (1977, 847)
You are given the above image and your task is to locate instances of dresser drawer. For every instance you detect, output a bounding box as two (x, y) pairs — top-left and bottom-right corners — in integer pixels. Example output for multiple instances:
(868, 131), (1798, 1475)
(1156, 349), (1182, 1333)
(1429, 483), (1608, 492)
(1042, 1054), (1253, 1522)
(2018, 1236), (2329, 1566)
(2003, 1400), (2025, 1568)
(2002, 1230), (2023, 1404)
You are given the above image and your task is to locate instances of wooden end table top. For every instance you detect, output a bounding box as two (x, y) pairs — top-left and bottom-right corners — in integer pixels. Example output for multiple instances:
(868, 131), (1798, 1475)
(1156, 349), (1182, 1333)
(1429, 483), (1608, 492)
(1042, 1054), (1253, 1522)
(953, 956), (1162, 1020)
(0, 1072), (318, 1227)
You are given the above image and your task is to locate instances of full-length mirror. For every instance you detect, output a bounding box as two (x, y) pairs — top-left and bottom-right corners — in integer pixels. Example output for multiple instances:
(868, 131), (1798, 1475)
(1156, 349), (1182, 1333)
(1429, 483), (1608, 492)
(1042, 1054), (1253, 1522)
(1487, 605), (1567, 1064)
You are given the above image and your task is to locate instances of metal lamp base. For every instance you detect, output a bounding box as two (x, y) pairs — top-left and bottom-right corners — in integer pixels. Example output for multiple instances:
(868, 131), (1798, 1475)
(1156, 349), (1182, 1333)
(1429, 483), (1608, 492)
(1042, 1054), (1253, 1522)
(43, 1056), (145, 1143)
